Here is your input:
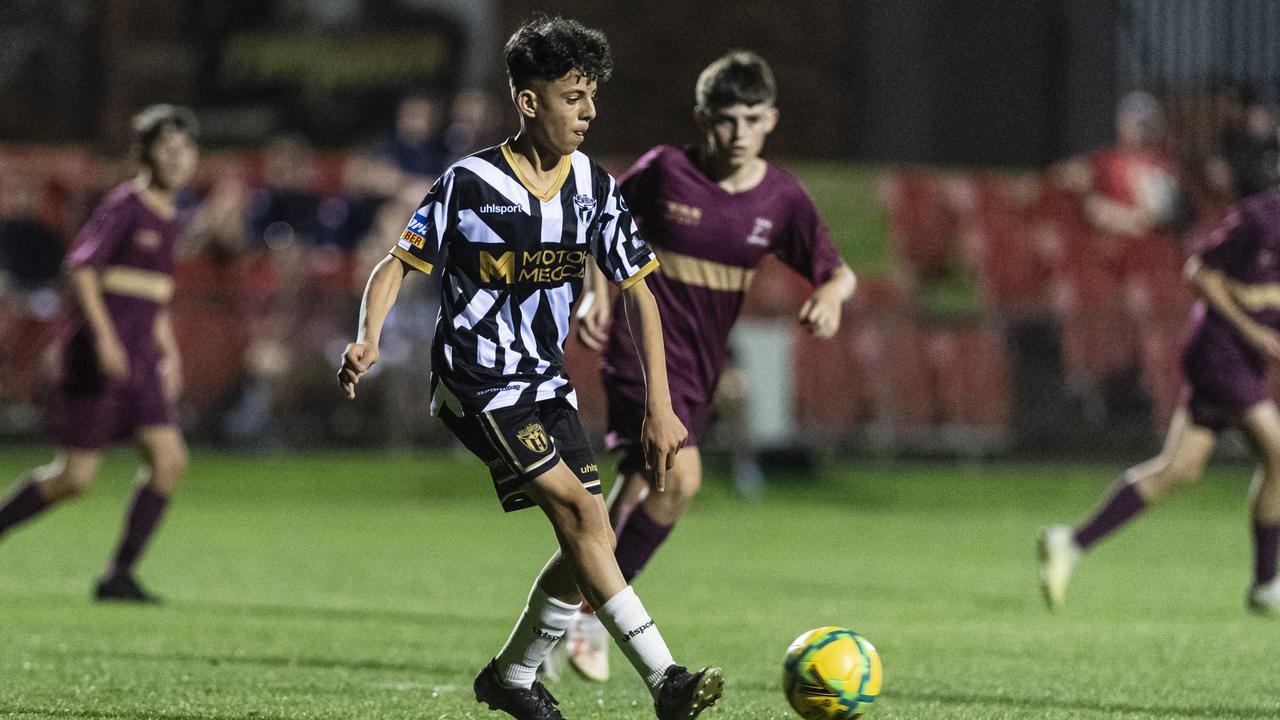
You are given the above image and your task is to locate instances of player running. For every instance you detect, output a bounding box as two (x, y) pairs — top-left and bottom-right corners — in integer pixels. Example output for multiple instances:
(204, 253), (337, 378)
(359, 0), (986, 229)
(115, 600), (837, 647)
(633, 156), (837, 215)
(0, 105), (198, 603)
(337, 16), (723, 720)
(1039, 185), (1280, 615)
(560, 51), (857, 680)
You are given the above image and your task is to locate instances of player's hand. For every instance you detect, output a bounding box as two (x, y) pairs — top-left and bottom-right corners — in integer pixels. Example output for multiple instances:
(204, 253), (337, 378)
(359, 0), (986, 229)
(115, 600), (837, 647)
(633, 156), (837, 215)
(338, 342), (379, 399)
(576, 290), (612, 351)
(159, 353), (183, 402)
(95, 335), (129, 381)
(1244, 324), (1280, 362)
(642, 404), (687, 492)
(798, 285), (845, 339)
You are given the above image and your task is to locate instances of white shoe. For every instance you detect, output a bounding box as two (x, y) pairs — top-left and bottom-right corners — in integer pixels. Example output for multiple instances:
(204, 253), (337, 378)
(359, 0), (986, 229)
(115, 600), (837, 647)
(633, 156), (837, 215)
(1038, 525), (1080, 611)
(1248, 580), (1280, 616)
(564, 611), (609, 682)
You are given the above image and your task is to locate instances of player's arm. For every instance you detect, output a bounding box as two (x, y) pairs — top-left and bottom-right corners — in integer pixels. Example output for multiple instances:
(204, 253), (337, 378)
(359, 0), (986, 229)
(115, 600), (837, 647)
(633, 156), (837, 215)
(69, 267), (129, 380)
(1186, 256), (1280, 361)
(798, 263), (856, 339)
(153, 307), (182, 401)
(339, 255), (412, 398)
(576, 262), (613, 350)
(620, 277), (687, 491)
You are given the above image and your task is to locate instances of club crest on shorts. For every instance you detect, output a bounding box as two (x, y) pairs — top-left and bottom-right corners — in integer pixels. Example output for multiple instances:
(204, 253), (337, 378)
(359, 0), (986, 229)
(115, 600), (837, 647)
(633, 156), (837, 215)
(516, 422), (550, 453)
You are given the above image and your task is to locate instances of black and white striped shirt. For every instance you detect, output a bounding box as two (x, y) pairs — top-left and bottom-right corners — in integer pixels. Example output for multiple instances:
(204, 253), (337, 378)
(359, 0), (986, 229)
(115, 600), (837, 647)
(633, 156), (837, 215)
(391, 142), (658, 415)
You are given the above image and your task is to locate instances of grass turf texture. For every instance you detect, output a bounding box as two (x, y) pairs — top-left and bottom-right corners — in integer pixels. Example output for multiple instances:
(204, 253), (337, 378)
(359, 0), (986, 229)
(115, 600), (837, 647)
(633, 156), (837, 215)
(0, 448), (1278, 720)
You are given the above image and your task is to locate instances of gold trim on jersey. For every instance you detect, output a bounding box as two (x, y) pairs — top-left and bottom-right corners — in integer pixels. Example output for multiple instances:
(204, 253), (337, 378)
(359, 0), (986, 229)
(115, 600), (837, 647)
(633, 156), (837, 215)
(1225, 278), (1280, 311)
(650, 248), (755, 292)
(390, 246), (434, 275)
(621, 257), (661, 290)
(500, 142), (572, 202)
(99, 266), (174, 303)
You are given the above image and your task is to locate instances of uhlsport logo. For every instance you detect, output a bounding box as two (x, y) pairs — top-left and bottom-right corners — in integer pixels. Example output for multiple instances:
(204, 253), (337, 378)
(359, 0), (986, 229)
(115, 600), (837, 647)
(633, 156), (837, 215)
(480, 203), (522, 215)
(516, 422), (550, 453)
(573, 194), (597, 224)
(620, 620), (655, 643)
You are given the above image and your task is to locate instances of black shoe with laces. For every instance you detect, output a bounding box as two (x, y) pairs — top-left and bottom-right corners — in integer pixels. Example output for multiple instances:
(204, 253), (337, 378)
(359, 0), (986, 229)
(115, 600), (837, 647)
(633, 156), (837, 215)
(474, 660), (567, 720)
(94, 573), (161, 604)
(654, 664), (723, 720)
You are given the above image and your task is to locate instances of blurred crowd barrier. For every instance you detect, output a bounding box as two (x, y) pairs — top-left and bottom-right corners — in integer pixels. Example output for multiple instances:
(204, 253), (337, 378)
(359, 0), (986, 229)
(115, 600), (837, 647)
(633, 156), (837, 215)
(0, 142), (1263, 458)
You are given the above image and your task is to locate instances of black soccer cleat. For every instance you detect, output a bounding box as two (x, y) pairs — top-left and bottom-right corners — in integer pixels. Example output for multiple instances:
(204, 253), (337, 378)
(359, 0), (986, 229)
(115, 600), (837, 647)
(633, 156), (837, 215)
(94, 573), (162, 605)
(654, 664), (723, 720)
(474, 659), (567, 720)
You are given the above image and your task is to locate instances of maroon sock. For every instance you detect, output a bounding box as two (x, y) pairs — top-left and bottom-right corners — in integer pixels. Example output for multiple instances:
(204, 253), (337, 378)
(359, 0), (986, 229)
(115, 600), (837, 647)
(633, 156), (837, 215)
(614, 504), (672, 584)
(1073, 482), (1145, 551)
(1253, 521), (1279, 587)
(0, 480), (50, 535)
(108, 485), (169, 578)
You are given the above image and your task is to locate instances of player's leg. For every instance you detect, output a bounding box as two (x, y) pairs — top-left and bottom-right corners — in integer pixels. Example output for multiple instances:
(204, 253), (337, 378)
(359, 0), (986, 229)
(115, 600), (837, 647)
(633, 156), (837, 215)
(96, 424), (186, 603)
(0, 451), (102, 539)
(1039, 406), (1215, 609)
(1240, 402), (1280, 614)
(521, 466), (722, 718)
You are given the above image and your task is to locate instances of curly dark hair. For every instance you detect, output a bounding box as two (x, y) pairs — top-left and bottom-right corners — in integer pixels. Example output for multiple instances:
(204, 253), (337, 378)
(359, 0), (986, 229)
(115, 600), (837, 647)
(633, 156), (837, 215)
(695, 51), (777, 111)
(504, 15), (613, 90)
(130, 104), (198, 167)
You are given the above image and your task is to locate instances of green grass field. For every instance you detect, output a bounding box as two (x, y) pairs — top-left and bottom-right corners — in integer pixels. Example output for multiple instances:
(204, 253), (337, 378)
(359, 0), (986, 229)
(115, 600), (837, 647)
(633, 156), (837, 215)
(1, 448), (1278, 720)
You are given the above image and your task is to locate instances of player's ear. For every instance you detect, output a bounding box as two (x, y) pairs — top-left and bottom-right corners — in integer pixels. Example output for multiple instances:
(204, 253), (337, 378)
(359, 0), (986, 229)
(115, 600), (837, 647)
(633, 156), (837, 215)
(515, 87), (539, 120)
(763, 106), (779, 134)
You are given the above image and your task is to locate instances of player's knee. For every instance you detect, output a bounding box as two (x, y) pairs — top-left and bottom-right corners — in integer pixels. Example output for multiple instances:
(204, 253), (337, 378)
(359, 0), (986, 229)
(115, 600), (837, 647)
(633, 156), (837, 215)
(1156, 459), (1203, 490)
(48, 468), (94, 499)
(148, 450), (187, 493)
(546, 489), (608, 540)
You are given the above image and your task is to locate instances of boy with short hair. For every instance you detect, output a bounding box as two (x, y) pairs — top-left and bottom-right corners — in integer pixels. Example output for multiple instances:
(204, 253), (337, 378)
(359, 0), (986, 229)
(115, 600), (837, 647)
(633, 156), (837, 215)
(338, 16), (723, 720)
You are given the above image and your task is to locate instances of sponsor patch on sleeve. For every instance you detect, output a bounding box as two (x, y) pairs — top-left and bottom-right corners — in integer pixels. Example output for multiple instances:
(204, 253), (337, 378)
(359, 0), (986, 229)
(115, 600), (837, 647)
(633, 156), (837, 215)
(400, 228), (427, 249)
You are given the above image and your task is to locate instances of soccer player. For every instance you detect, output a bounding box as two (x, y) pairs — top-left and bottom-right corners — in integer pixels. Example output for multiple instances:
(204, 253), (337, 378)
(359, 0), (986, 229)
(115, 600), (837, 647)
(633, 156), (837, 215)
(1039, 184), (1280, 615)
(0, 105), (198, 603)
(562, 51), (856, 680)
(337, 17), (723, 720)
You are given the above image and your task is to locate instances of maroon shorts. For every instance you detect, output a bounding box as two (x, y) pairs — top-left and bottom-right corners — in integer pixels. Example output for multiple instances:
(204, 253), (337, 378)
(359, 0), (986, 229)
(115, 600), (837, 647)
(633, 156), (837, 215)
(1181, 331), (1268, 432)
(45, 331), (173, 449)
(603, 386), (711, 476)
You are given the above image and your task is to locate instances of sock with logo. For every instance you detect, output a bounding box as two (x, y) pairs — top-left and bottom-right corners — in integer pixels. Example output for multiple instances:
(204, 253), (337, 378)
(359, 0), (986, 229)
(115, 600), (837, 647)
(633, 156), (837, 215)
(595, 585), (675, 695)
(1253, 520), (1279, 587)
(1073, 482), (1146, 551)
(615, 504), (673, 583)
(0, 475), (51, 537)
(495, 583), (579, 689)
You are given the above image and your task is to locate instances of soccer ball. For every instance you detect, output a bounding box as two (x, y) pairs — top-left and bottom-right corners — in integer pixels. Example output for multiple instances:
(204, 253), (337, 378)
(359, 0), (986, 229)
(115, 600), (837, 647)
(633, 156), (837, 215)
(782, 626), (883, 719)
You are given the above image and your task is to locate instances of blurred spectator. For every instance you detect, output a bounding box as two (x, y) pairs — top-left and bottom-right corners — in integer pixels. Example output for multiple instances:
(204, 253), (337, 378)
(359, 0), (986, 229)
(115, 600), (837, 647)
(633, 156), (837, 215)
(1080, 91), (1188, 238)
(1218, 87), (1279, 200)
(372, 92), (449, 182)
(0, 175), (64, 292)
(445, 89), (504, 159)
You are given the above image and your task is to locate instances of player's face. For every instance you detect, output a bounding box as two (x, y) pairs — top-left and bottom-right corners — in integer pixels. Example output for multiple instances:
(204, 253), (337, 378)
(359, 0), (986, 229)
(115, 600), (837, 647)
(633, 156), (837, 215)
(524, 70), (598, 157)
(698, 103), (778, 167)
(148, 126), (199, 191)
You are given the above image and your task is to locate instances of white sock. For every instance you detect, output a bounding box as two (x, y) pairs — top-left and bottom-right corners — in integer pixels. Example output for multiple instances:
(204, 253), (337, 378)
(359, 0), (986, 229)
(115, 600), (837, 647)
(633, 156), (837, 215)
(495, 584), (578, 689)
(595, 585), (675, 695)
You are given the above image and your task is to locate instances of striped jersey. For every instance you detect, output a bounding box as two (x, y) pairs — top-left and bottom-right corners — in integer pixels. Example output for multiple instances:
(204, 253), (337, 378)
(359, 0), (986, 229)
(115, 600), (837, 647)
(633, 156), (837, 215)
(391, 142), (658, 415)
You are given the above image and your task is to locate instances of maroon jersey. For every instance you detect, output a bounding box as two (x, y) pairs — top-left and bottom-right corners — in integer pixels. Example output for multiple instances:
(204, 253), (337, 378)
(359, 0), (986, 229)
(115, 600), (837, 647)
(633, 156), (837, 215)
(601, 145), (842, 408)
(1182, 188), (1280, 428)
(64, 182), (180, 356)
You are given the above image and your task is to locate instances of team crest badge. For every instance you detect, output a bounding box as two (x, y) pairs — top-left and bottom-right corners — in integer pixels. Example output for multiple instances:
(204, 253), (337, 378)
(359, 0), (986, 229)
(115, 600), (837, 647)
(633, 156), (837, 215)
(573, 194), (597, 224)
(134, 229), (163, 250)
(516, 422), (550, 453)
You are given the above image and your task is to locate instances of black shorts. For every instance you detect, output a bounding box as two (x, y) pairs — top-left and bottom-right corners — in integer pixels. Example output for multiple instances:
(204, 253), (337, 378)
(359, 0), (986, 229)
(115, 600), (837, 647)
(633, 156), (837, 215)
(439, 398), (601, 512)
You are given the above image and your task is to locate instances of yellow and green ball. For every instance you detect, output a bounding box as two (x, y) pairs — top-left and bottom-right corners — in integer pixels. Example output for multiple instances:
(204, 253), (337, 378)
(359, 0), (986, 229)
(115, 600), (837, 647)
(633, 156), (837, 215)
(782, 626), (883, 719)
